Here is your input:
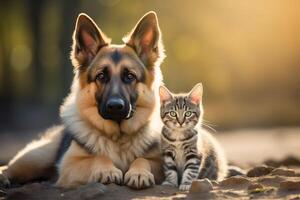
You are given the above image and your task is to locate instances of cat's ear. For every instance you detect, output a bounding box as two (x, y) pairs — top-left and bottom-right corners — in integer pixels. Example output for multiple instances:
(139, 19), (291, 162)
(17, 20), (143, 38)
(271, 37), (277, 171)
(123, 11), (164, 68)
(159, 85), (172, 103)
(71, 13), (111, 69)
(188, 83), (203, 105)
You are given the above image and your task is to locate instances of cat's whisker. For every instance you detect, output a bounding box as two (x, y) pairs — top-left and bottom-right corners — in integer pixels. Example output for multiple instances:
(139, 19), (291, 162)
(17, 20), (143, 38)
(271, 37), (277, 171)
(201, 122), (217, 133)
(202, 119), (217, 127)
(202, 121), (215, 127)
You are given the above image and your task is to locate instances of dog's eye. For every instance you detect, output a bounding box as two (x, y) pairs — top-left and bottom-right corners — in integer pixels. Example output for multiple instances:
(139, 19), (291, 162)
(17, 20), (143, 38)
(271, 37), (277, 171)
(97, 72), (105, 80)
(96, 70), (109, 83)
(127, 73), (135, 80)
(123, 70), (136, 83)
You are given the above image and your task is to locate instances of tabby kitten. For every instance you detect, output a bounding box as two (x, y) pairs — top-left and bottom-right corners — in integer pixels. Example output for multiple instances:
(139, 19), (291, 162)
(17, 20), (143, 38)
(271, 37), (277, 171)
(159, 83), (227, 191)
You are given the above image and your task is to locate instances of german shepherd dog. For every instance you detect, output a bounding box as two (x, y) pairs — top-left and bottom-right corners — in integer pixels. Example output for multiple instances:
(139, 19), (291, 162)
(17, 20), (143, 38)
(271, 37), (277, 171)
(0, 11), (166, 189)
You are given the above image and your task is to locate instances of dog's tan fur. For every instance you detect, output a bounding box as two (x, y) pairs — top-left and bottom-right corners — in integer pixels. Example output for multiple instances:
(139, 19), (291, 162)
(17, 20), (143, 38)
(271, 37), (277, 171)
(0, 11), (165, 189)
(56, 142), (123, 188)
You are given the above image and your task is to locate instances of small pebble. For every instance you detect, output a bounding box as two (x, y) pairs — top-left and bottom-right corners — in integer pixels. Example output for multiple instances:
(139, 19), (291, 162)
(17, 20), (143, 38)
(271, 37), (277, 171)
(189, 179), (213, 193)
(248, 183), (264, 191)
(247, 183), (266, 194)
(258, 176), (285, 187)
(271, 168), (296, 177)
(219, 176), (250, 188)
(280, 181), (300, 191)
(247, 166), (274, 177)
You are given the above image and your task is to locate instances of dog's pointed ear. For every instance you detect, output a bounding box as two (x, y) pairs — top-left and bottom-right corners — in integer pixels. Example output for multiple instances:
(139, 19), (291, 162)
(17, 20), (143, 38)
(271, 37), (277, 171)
(159, 85), (172, 104)
(123, 11), (165, 68)
(71, 13), (111, 69)
(188, 83), (203, 105)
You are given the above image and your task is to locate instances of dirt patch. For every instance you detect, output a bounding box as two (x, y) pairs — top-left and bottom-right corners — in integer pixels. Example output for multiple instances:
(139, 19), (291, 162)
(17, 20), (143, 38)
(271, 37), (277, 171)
(1, 166), (300, 200)
(1, 128), (300, 199)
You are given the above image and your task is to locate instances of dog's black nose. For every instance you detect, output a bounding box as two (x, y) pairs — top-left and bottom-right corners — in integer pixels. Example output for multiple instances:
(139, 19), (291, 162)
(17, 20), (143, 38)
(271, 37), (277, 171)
(106, 98), (125, 113)
(99, 96), (130, 121)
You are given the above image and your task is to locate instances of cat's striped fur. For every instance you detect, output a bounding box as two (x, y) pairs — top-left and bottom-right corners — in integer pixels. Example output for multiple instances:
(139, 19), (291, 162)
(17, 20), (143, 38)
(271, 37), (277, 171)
(159, 84), (227, 190)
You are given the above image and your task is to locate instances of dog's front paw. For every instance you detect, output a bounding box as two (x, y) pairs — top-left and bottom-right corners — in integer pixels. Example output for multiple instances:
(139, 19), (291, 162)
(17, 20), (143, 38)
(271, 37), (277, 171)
(95, 166), (123, 185)
(162, 180), (178, 187)
(0, 173), (10, 188)
(124, 169), (155, 189)
(179, 183), (191, 191)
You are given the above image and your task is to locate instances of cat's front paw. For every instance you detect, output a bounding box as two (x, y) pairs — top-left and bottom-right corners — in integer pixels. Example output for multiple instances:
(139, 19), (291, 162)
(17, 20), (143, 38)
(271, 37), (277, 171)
(162, 180), (178, 187)
(179, 183), (191, 191)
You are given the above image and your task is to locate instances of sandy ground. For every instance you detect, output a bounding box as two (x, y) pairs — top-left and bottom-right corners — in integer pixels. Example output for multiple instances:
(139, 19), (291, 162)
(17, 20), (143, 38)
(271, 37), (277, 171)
(0, 127), (300, 199)
(1, 167), (300, 200)
(219, 127), (300, 167)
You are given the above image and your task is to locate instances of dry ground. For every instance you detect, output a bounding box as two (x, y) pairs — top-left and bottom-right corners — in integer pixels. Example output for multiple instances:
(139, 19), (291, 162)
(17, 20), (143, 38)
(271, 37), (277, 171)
(0, 127), (300, 199)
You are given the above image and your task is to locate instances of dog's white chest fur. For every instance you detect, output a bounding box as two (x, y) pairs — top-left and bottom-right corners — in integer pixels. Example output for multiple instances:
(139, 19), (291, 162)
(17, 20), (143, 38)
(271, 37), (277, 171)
(61, 101), (159, 172)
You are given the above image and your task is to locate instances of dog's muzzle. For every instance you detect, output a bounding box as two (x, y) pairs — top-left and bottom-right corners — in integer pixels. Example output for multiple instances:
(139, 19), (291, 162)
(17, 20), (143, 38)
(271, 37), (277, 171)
(99, 96), (132, 122)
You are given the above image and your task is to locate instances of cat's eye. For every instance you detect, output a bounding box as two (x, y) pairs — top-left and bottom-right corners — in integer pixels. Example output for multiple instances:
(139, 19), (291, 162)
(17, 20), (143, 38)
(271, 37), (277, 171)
(169, 111), (177, 117)
(185, 111), (192, 117)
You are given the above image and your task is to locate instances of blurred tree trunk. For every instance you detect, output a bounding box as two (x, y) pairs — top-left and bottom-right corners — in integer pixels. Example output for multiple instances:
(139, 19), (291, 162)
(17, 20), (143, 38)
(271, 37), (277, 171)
(59, 0), (80, 97)
(29, 0), (43, 102)
(0, 1), (13, 129)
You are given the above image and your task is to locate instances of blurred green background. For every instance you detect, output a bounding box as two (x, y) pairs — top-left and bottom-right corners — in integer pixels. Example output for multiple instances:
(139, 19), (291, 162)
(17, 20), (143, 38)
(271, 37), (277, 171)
(0, 0), (300, 132)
